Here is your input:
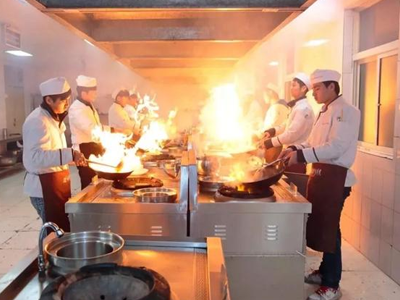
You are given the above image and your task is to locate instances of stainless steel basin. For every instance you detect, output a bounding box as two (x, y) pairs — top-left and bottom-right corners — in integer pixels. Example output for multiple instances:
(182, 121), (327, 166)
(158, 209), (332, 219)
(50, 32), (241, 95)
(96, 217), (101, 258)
(45, 231), (124, 275)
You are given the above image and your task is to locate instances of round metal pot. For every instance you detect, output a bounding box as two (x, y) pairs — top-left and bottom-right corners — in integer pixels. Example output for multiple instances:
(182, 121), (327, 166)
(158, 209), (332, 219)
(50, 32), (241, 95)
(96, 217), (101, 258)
(45, 231), (125, 275)
(198, 176), (232, 193)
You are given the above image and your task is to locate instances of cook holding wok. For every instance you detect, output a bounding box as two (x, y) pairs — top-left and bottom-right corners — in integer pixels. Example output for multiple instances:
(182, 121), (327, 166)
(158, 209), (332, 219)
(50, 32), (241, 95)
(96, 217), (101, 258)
(279, 69), (360, 300)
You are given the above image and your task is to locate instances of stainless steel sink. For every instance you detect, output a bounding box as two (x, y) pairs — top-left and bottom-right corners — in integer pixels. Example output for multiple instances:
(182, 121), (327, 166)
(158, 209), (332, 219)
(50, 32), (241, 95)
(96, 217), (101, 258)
(45, 231), (124, 275)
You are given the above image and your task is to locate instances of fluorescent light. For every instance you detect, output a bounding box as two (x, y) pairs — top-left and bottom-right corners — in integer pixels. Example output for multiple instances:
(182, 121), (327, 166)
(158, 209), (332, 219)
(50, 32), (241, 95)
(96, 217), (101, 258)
(304, 39), (329, 47)
(269, 61), (279, 66)
(5, 50), (32, 57)
(84, 39), (95, 47)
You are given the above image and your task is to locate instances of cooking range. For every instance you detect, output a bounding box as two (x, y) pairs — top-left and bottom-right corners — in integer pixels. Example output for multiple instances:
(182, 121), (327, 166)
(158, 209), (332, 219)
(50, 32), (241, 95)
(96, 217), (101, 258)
(66, 155), (189, 237)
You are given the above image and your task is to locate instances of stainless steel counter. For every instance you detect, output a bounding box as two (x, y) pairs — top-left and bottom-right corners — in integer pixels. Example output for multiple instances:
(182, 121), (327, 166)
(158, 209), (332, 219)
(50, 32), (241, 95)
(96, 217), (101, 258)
(66, 156), (189, 237)
(0, 237), (230, 300)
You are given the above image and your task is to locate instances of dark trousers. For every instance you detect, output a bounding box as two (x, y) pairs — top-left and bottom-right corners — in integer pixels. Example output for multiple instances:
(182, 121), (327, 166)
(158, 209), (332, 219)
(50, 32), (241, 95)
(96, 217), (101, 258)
(319, 187), (351, 288)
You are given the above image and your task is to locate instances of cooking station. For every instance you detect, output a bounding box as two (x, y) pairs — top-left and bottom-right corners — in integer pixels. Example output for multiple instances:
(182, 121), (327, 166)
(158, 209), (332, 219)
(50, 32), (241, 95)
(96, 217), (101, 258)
(66, 154), (189, 238)
(187, 150), (312, 300)
(0, 237), (230, 300)
(65, 147), (311, 300)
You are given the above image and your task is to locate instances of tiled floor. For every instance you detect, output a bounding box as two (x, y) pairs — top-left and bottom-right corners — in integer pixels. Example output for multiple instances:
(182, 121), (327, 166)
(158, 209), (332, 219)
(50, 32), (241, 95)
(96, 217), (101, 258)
(0, 167), (400, 299)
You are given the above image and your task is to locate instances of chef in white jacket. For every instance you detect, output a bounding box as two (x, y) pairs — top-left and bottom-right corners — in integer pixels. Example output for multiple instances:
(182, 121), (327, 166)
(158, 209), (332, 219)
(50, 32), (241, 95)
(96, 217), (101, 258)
(259, 83), (289, 162)
(69, 75), (115, 189)
(281, 69), (360, 300)
(108, 88), (137, 131)
(23, 77), (86, 231)
(261, 73), (315, 173)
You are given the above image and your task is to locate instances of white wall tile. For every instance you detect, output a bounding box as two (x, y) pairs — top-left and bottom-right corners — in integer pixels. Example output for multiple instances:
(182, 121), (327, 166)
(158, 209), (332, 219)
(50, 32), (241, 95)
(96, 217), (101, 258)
(379, 240), (392, 277)
(371, 168), (383, 204)
(395, 138), (400, 175)
(381, 206), (394, 245)
(361, 156), (373, 199)
(382, 171), (395, 209)
(361, 197), (372, 230)
(391, 247), (400, 285)
(370, 202), (382, 236)
(351, 222), (361, 250)
(352, 191), (362, 223)
(360, 227), (380, 266)
(395, 174), (400, 213)
(395, 98), (400, 138)
(393, 211), (400, 252)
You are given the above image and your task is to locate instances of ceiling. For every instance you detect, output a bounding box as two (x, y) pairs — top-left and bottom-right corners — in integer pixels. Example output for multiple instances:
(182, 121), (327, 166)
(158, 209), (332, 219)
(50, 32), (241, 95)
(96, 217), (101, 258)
(27, 0), (316, 85)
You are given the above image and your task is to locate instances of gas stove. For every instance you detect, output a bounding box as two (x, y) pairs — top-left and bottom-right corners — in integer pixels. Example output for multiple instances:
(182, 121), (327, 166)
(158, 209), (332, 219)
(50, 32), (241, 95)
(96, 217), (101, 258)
(66, 162), (189, 238)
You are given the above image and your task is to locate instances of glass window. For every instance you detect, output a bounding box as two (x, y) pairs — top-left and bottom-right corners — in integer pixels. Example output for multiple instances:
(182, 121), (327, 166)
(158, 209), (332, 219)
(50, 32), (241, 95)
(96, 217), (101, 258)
(358, 60), (378, 144)
(359, 0), (399, 51)
(357, 54), (398, 148)
(378, 54), (397, 148)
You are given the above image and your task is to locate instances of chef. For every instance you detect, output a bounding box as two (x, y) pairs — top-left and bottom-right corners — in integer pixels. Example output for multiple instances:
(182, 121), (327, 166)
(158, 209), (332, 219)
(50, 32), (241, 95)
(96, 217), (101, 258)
(125, 90), (139, 121)
(108, 88), (138, 131)
(262, 83), (289, 130)
(261, 73), (315, 173)
(23, 77), (86, 231)
(280, 69), (360, 300)
(68, 75), (116, 189)
(260, 83), (289, 162)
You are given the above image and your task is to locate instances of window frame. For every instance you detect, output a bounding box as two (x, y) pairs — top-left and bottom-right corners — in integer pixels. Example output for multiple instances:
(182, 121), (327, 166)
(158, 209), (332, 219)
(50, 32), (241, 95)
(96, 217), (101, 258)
(352, 7), (398, 158)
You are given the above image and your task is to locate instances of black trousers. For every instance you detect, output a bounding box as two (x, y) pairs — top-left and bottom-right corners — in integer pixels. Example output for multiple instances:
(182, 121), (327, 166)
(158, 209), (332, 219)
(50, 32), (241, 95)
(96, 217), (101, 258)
(319, 187), (352, 288)
(78, 142), (104, 190)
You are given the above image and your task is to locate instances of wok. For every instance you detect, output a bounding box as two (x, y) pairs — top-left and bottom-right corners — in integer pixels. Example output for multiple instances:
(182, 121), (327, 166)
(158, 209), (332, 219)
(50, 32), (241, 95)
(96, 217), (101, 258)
(88, 162), (133, 181)
(234, 159), (286, 190)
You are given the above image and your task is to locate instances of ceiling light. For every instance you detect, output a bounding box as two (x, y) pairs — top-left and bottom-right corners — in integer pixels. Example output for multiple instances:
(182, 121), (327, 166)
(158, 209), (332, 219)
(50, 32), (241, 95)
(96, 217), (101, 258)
(269, 61), (279, 66)
(84, 39), (95, 47)
(304, 39), (329, 47)
(5, 50), (32, 57)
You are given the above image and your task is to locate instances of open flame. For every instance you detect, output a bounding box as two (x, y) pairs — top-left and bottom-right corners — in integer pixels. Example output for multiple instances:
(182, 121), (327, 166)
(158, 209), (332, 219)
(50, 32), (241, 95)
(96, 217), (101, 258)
(136, 121), (169, 153)
(89, 126), (142, 173)
(199, 84), (258, 154)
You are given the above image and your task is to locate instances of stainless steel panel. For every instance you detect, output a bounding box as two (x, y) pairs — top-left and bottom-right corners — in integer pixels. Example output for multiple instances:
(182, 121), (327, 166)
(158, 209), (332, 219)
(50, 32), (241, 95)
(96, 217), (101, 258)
(191, 212), (306, 255)
(69, 213), (187, 238)
(225, 255), (305, 300)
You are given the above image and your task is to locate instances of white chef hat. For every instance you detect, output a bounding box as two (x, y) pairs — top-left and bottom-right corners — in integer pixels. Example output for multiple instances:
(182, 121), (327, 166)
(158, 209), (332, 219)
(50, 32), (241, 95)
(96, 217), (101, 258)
(76, 75), (97, 88)
(266, 83), (279, 95)
(112, 87), (129, 100)
(39, 77), (71, 97)
(310, 69), (341, 86)
(294, 73), (311, 90)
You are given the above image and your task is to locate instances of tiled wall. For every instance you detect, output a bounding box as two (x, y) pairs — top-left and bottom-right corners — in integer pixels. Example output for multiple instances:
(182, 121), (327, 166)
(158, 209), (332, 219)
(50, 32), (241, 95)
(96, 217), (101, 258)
(341, 151), (400, 284)
(340, 9), (400, 282)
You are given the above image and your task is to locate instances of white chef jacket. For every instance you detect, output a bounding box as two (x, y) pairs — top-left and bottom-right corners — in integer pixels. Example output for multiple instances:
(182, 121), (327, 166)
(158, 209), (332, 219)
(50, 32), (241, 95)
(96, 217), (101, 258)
(263, 100), (289, 131)
(124, 104), (137, 121)
(108, 102), (136, 130)
(294, 96), (360, 187)
(69, 99), (111, 150)
(23, 106), (74, 198)
(270, 98), (314, 147)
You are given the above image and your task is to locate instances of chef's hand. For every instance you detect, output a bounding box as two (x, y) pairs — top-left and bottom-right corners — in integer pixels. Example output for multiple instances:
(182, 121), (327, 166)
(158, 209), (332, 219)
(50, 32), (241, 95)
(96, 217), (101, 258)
(285, 151), (298, 167)
(278, 148), (293, 160)
(73, 150), (87, 167)
(262, 131), (271, 139)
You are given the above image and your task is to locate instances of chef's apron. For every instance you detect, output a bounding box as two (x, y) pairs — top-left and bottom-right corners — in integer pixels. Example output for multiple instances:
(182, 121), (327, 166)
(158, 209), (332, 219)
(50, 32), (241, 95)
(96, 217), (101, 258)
(306, 163), (347, 253)
(285, 163), (306, 174)
(78, 142), (104, 189)
(39, 170), (71, 232)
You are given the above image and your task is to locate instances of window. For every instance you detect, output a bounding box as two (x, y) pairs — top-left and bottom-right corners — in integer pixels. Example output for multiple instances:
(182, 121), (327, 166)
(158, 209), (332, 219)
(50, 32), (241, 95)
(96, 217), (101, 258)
(354, 0), (399, 154)
(357, 53), (398, 148)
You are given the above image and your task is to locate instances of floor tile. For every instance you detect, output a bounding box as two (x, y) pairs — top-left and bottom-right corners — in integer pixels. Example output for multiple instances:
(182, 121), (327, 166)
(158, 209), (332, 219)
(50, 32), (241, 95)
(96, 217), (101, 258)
(0, 249), (31, 274)
(0, 231), (38, 250)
